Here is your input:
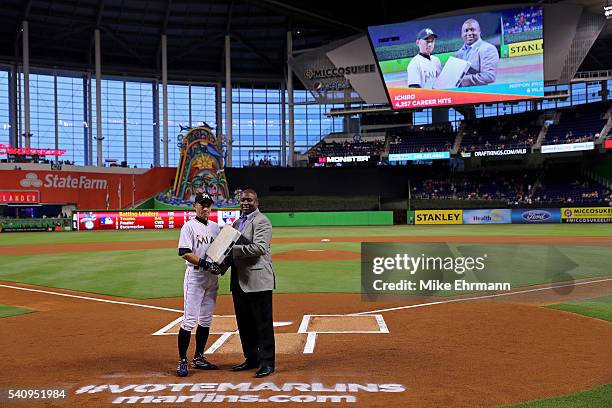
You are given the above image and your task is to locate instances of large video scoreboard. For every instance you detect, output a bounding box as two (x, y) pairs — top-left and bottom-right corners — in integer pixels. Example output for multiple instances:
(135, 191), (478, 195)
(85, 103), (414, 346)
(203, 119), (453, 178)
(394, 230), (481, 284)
(368, 5), (544, 109)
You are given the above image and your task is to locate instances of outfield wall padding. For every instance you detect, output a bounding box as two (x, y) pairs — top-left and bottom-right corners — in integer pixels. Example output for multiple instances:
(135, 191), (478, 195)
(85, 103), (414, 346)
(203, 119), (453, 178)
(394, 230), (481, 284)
(266, 211), (393, 226)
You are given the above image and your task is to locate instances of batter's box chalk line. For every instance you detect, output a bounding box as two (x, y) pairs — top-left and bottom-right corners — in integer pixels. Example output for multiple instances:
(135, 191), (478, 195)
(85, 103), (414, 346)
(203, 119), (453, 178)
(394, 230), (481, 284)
(298, 314), (389, 354)
(152, 315), (293, 354)
(152, 314), (388, 355)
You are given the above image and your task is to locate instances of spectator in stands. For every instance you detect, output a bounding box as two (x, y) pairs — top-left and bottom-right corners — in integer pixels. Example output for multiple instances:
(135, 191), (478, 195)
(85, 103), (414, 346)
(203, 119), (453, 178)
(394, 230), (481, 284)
(406, 28), (441, 89)
(455, 19), (499, 87)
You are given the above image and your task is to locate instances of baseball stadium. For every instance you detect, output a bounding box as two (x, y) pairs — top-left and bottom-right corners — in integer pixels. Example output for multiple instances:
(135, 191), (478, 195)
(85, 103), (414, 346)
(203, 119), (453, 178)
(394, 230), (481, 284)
(0, 1), (611, 407)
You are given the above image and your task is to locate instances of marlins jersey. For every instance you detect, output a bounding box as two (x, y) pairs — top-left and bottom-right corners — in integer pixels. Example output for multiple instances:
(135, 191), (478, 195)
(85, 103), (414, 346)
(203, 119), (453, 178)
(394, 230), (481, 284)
(178, 218), (220, 269)
(406, 54), (442, 89)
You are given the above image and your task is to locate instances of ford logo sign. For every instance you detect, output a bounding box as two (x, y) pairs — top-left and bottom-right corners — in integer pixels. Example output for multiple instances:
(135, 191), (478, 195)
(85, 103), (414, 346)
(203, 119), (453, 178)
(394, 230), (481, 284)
(522, 210), (551, 222)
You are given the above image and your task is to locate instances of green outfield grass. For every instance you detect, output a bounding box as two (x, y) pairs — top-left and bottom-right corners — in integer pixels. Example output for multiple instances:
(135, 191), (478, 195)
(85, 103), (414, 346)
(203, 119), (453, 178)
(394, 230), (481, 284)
(501, 383), (612, 408)
(0, 245), (359, 298)
(0, 248), (184, 299)
(0, 304), (34, 319)
(1, 224), (611, 246)
(0, 224), (610, 299)
(2, 244), (608, 298)
(546, 295), (612, 322)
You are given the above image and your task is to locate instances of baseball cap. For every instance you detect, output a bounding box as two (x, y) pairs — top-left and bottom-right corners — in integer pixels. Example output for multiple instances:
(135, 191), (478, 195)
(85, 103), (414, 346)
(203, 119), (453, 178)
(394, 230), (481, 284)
(417, 28), (438, 40)
(194, 193), (214, 206)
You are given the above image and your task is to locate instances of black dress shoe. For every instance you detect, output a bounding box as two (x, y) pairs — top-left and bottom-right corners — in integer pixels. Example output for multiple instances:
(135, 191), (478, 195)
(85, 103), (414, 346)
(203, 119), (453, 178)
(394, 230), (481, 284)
(254, 366), (274, 378)
(231, 360), (258, 371)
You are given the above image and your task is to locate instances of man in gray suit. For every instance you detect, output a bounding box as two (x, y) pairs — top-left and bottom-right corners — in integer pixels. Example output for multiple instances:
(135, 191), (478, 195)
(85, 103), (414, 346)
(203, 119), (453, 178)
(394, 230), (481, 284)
(455, 18), (500, 87)
(229, 189), (276, 378)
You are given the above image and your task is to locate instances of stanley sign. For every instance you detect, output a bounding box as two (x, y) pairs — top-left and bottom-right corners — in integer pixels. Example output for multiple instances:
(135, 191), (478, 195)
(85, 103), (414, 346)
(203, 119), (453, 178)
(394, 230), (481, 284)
(508, 39), (543, 58)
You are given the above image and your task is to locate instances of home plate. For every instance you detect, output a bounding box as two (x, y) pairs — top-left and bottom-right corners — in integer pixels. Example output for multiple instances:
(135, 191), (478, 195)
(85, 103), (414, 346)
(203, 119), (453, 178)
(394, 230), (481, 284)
(208, 333), (306, 354)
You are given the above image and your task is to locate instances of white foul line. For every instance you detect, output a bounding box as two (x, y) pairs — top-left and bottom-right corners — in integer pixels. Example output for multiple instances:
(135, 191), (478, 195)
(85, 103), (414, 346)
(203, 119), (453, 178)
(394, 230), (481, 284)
(152, 315), (184, 335)
(350, 277), (612, 316)
(0, 283), (183, 313)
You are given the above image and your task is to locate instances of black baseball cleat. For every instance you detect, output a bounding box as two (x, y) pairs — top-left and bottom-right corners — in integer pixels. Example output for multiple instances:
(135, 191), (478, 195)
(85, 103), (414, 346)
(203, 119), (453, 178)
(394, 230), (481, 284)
(176, 358), (189, 377)
(192, 354), (218, 370)
(254, 366), (274, 378)
(231, 360), (259, 371)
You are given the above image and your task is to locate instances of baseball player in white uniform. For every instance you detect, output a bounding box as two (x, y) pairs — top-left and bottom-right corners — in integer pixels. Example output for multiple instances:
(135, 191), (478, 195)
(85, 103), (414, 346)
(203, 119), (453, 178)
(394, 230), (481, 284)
(406, 28), (442, 89)
(176, 193), (221, 377)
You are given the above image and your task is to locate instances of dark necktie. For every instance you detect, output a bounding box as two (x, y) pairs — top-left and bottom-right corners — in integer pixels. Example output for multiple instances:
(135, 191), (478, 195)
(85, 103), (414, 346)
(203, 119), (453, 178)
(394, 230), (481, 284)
(463, 45), (472, 58)
(238, 215), (248, 232)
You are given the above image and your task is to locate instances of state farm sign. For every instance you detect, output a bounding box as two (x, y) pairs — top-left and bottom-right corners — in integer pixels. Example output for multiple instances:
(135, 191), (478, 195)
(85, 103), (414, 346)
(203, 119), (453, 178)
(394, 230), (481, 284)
(0, 190), (40, 204)
(1, 167), (176, 209)
(20, 173), (107, 190)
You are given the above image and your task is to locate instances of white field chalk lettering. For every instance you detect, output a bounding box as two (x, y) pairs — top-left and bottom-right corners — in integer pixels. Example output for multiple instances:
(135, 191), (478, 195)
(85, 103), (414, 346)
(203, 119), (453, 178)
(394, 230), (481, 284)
(75, 382), (406, 404)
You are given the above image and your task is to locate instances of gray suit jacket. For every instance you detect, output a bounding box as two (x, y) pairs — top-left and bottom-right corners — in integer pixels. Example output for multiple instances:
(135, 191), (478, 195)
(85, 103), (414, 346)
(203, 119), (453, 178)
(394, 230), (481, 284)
(231, 210), (276, 292)
(454, 39), (499, 87)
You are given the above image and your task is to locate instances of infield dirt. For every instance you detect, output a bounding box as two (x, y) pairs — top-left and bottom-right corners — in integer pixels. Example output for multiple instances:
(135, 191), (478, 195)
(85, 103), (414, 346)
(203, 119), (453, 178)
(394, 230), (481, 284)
(0, 279), (610, 407)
